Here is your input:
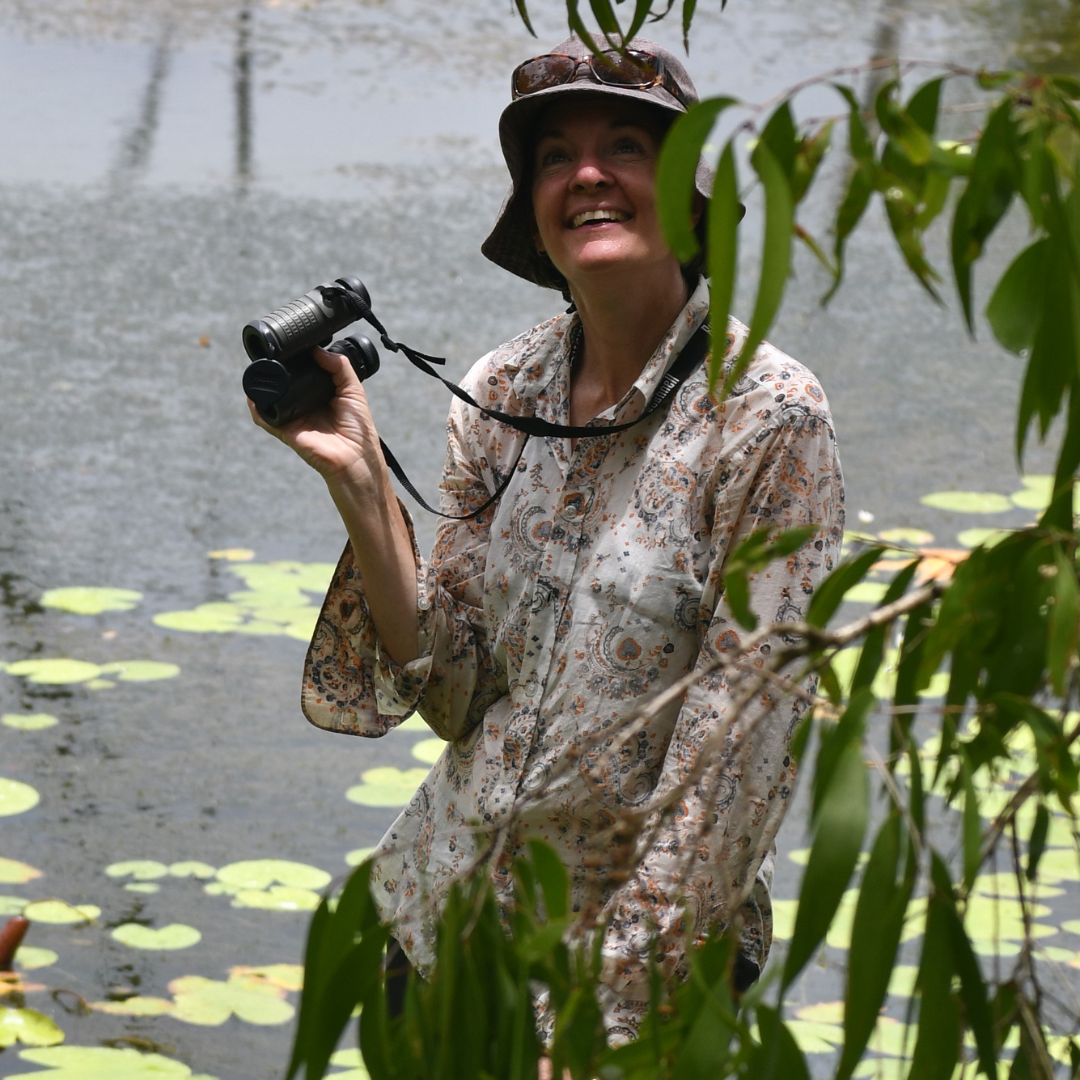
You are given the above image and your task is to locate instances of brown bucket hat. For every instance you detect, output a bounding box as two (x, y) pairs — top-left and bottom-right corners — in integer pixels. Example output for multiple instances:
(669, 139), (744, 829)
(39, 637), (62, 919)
(481, 34), (716, 291)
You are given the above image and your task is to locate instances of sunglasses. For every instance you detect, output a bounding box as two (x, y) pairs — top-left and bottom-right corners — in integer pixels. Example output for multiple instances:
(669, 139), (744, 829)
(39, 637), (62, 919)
(511, 50), (691, 111)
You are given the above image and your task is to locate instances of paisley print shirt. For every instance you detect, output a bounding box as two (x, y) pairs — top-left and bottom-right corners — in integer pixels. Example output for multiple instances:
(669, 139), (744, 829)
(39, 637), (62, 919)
(302, 278), (844, 1040)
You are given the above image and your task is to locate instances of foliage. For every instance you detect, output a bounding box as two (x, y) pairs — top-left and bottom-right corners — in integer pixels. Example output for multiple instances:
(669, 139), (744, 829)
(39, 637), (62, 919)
(286, 3), (1080, 1078)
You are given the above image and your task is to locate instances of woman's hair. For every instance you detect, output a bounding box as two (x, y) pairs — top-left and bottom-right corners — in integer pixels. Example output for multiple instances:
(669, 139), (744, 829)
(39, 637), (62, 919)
(526, 104), (708, 303)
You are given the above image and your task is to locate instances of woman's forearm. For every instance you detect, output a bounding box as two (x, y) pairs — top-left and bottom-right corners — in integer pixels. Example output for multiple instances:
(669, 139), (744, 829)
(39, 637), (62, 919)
(326, 469), (420, 668)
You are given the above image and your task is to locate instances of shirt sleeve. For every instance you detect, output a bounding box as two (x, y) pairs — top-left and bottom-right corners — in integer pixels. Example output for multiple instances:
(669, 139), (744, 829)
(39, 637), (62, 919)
(301, 385), (511, 743)
(598, 394), (845, 1000)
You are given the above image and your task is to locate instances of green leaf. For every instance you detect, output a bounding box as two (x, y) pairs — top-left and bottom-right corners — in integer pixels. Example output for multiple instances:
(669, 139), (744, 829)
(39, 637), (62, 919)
(111, 923), (201, 950)
(790, 122), (833, 206)
(959, 753), (982, 892)
(707, 142), (740, 392)
(587, 0), (621, 38)
(511, 0), (536, 36)
(39, 586), (142, 615)
(875, 80), (933, 165)
(526, 839), (570, 921)
(1047, 544), (1079, 695)
(806, 546), (886, 627)
(723, 140), (793, 396)
(907, 77), (943, 136)
(657, 98), (739, 263)
(752, 1007), (812, 1080)
(1027, 802), (1050, 882)
(721, 525), (819, 629)
(759, 103), (797, 180)
(783, 735), (868, 988)
(986, 238), (1049, 354)
(836, 813), (916, 1080)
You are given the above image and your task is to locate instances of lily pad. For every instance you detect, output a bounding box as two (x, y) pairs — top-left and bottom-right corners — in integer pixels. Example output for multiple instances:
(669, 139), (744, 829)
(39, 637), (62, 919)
(920, 490), (1013, 514)
(5, 659), (101, 685)
(231, 886), (321, 912)
(345, 848), (375, 867)
(39, 588), (142, 616)
(1, 713), (59, 731)
(0, 858), (42, 885)
(90, 997), (174, 1017)
(97, 662), (180, 682)
(208, 549), (254, 561)
(153, 605), (245, 633)
(169, 862), (216, 879)
(346, 767), (429, 807)
(215, 860), (330, 891)
(397, 715), (431, 733)
(329, 1047), (371, 1079)
(957, 527), (1012, 549)
(24, 901), (100, 925)
(13, 947), (58, 970)
(168, 973), (294, 1026)
(229, 964), (303, 992)
(410, 738), (444, 765)
(6, 1047), (218, 1079)
(876, 527), (934, 546)
(124, 883), (160, 894)
(0, 896), (26, 915)
(107, 860), (170, 881)
(0, 1006), (64, 1048)
(111, 923), (201, 950)
(0, 779), (40, 817)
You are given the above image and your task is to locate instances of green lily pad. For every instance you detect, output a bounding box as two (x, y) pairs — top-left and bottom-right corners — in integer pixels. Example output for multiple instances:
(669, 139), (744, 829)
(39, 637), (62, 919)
(842, 581), (889, 604)
(6, 1047), (217, 1079)
(215, 860), (330, 891)
(398, 715), (431, 733)
(0, 896), (26, 915)
(1035, 945), (1079, 963)
(1, 713), (59, 731)
(230, 964), (303, 991)
(877, 527), (934, 545)
(111, 923), (201, 950)
(153, 604), (245, 633)
(329, 1047), (371, 1078)
(957, 527), (1012, 549)
(345, 848), (375, 867)
(0, 858), (42, 884)
(1062, 919), (1080, 936)
(124, 883), (160, 894)
(770, 898), (798, 941)
(90, 997), (175, 1017)
(1035, 847), (1080, 882)
(410, 738), (444, 765)
(107, 860), (169, 881)
(5, 659), (101, 684)
(168, 974), (294, 1026)
(24, 900), (100, 924)
(920, 491), (1013, 514)
(346, 767), (429, 807)
(208, 548), (254, 561)
(887, 964), (919, 998)
(39, 587), (143, 616)
(202, 881), (242, 897)
(97, 662), (180, 682)
(231, 886), (322, 911)
(0, 778), (40, 817)
(0, 1007), (65, 1048)
(169, 862), (216, 879)
(86, 680), (115, 690)
(782, 1019), (844, 1055)
(14, 946), (58, 970)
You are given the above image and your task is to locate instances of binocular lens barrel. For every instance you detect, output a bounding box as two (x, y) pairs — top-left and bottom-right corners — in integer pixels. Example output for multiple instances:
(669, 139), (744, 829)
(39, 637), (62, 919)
(242, 276), (376, 426)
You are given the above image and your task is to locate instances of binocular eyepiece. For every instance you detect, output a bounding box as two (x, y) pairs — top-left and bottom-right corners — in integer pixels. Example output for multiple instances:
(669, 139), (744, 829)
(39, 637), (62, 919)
(242, 275), (380, 427)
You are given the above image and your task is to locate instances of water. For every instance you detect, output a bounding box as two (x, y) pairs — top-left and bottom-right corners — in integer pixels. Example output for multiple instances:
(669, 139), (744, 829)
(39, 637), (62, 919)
(0, 0), (1076, 1076)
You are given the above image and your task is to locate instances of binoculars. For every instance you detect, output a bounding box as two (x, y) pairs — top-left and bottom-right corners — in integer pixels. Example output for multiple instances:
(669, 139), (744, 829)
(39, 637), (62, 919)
(242, 275), (380, 426)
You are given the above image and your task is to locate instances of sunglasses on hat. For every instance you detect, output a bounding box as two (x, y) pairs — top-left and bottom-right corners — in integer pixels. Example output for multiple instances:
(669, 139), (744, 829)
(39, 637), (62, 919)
(511, 50), (691, 111)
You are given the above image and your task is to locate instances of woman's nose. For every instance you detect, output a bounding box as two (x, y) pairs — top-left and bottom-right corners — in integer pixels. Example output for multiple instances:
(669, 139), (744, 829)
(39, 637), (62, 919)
(570, 156), (611, 190)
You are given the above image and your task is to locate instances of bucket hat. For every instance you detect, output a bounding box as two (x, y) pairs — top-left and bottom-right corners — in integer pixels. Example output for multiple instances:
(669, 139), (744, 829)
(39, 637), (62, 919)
(481, 34), (715, 292)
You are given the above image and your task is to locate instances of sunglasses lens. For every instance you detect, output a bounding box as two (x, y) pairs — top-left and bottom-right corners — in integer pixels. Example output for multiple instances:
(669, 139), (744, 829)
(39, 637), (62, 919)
(592, 50), (659, 87)
(514, 55), (578, 96)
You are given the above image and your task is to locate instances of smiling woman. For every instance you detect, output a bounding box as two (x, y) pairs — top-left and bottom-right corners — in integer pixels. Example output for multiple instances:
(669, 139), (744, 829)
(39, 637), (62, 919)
(250, 32), (844, 1050)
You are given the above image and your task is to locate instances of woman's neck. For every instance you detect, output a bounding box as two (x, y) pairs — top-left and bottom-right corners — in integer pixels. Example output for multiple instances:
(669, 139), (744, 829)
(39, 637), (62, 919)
(567, 267), (692, 425)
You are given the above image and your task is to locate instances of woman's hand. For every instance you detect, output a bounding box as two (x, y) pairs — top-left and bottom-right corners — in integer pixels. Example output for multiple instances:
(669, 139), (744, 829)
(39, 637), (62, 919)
(247, 346), (387, 497)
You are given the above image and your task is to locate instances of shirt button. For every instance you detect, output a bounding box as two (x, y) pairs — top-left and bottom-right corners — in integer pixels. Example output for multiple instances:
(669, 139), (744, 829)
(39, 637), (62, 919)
(558, 488), (592, 523)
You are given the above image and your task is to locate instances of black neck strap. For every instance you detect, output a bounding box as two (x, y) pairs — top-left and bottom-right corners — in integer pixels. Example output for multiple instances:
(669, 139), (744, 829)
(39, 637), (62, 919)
(329, 285), (711, 520)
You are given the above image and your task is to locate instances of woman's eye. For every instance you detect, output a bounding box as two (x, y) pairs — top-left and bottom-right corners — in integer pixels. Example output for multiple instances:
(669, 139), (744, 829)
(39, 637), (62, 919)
(613, 138), (646, 156)
(538, 146), (569, 167)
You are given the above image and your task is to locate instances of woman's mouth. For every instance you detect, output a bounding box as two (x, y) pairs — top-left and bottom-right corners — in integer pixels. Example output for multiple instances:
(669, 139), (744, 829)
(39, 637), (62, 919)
(569, 209), (630, 229)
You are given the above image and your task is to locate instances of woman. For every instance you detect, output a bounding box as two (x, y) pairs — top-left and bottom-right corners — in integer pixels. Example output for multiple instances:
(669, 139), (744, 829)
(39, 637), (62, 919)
(252, 35), (844, 1040)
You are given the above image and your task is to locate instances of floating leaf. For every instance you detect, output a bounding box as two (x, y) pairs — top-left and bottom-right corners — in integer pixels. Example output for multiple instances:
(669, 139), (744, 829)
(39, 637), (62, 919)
(1, 713), (58, 731)
(23, 901), (100, 925)
(208, 549), (254, 561)
(0, 896), (26, 915)
(0, 1007), (64, 1048)
(0, 779), (40, 817)
(111, 924), (201, 950)
(346, 767), (429, 807)
(215, 860), (330, 891)
(123, 883), (160, 894)
(39, 588), (142, 616)
(957, 527), (1012, 548)
(877, 527), (935, 545)
(168, 973), (294, 1026)
(106, 860), (169, 881)
(0, 859), (42, 885)
(5, 1046), (216, 1079)
(153, 605), (244, 633)
(410, 738), (443, 765)
(4, 660), (101, 684)
(919, 491), (1013, 513)
(344, 848), (375, 867)
(13, 947), (58, 970)
(328, 1047), (371, 1078)
(231, 886), (321, 912)
(169, 862), (216, 879)
(90, 997), (174, 1017)
(229, 964), (303, 992)
(97, 662), (180, 682)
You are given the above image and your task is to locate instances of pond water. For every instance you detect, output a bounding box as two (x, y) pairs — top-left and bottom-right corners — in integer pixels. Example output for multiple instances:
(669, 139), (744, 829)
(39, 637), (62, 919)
(1, 0), (1078, 1076)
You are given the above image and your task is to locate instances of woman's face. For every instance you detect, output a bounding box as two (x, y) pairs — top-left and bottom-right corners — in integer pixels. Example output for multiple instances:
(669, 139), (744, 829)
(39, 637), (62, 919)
(530, 97), (683, 295)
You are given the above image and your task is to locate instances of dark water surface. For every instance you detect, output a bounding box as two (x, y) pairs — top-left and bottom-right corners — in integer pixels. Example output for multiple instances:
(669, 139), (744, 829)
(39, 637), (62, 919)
(1, 0), (1077, 1077)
